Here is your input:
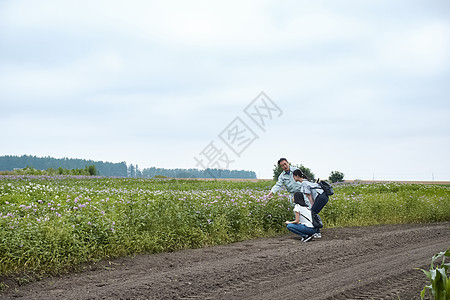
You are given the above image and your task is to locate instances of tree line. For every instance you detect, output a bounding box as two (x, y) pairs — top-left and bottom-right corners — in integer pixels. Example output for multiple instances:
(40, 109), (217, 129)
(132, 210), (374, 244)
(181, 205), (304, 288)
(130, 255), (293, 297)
(137, 166), (256, 179)
(0, 155), (257, 179)
(1, 165), (99, 176)
(0, 155), (127, 177)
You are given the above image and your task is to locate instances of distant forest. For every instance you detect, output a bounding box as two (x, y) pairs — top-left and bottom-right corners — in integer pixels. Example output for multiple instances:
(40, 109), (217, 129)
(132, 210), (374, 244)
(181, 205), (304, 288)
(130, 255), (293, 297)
(0, 155), (127, 177)
(0, 155), (257, 179)
(138, 166), (256, 179)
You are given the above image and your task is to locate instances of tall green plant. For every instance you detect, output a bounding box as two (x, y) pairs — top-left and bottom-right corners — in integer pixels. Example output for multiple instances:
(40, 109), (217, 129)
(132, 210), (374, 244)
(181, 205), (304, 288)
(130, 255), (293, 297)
(298, 165), (315, 181)
(419, 249), (450, 300)
(329, 171), (344, 183)
(273, 164), (282, 181)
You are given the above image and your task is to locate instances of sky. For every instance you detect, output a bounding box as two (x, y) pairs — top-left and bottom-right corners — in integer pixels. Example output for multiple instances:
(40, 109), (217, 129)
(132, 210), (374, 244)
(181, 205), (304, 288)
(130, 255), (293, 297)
(1, 0), (449, 181)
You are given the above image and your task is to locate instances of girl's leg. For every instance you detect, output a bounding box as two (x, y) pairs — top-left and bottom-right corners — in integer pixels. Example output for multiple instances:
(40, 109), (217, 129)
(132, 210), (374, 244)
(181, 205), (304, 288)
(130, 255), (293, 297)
(311, 193), (329, 214)
(301, 225), (319, 236)
(287, 223), (307, 238)
(287, 223), (318, 238)
(311, 194), (327, 237)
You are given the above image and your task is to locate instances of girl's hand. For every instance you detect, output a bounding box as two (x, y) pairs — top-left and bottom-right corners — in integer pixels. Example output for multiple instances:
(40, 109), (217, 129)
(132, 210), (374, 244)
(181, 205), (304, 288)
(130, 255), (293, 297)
(285, 221), (290, 225)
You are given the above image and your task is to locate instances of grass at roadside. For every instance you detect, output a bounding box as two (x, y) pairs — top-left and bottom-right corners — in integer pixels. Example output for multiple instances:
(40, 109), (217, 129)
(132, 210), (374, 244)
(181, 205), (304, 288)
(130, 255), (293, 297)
(323, 181), (450, 227)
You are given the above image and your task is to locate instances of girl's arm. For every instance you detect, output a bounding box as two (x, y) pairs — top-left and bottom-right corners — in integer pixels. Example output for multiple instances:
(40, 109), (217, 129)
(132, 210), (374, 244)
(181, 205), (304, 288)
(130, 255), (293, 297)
(285, 211), (300, 224)
(305, 193), (314, 206)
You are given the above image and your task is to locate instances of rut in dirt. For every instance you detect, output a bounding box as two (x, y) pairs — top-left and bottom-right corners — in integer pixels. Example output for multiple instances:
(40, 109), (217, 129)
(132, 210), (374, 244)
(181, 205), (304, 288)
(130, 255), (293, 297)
(1, 222), (449, 300)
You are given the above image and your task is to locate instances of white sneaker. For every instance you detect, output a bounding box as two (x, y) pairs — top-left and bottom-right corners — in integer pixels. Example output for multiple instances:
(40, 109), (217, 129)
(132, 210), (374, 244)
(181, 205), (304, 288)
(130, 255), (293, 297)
(301, 235), (314, 243)
(313, 233), (322, 239)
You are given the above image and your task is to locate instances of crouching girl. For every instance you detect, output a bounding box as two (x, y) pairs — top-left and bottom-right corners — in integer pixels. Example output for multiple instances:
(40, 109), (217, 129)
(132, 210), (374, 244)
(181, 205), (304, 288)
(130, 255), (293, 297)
(285, 192), (319, 242)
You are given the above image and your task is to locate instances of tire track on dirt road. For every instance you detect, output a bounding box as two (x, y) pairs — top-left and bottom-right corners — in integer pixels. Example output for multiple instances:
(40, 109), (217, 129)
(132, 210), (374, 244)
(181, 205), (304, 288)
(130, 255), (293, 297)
(181, 223), (449, 300)
(1, 222), (448, 300)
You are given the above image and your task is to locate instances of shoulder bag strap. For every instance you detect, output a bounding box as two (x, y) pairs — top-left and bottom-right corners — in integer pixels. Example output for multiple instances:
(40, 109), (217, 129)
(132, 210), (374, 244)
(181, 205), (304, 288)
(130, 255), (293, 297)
(300, 213), (312, 224)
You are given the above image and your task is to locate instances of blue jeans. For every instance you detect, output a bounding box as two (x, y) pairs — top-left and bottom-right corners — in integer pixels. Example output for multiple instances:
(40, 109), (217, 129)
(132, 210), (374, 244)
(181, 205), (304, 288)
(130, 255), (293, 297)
(286, 223), (318, 238)
(311, 193), (328, 214)
(310, 193), (328, 234)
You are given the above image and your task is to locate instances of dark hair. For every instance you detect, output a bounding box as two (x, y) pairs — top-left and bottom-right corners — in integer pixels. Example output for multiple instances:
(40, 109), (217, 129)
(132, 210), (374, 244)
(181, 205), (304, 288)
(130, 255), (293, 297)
(293, 169), (308, 179)
(277, 158), (288, 165)
(293, 192), (308, 207)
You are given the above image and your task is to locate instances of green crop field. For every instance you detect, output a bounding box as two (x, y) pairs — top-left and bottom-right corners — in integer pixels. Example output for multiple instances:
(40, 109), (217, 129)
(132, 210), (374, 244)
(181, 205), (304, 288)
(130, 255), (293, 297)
(1, 175), (449, 278)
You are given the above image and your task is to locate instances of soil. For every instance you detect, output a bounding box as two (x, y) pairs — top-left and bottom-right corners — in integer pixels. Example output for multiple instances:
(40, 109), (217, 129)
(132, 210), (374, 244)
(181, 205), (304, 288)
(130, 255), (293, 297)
(1, 222), (449, 300)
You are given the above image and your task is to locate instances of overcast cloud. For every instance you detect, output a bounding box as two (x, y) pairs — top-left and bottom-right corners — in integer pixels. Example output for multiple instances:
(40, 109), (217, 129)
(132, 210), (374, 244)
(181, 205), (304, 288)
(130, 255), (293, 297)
(1, 0), (449, 180)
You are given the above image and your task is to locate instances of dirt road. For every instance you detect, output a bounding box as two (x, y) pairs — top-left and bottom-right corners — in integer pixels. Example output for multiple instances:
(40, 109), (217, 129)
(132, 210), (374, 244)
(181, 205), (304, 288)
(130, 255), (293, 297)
(2, 222), (449, 300)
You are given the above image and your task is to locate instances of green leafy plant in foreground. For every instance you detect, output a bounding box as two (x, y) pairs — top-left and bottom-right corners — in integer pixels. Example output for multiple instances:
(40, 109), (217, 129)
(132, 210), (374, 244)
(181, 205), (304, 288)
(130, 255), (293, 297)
(419, 249), (450, 300)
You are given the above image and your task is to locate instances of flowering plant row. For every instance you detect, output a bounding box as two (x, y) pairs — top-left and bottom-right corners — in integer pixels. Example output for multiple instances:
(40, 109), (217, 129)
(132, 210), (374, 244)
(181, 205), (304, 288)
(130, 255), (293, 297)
(1, 176), (449, 278)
